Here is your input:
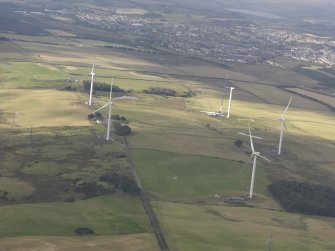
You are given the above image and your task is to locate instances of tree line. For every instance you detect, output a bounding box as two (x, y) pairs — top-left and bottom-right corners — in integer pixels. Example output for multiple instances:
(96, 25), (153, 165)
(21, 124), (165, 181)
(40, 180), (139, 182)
(143, 87), (196, 97)
(83, 80), (126, 93)
(269, 180), (335, 217)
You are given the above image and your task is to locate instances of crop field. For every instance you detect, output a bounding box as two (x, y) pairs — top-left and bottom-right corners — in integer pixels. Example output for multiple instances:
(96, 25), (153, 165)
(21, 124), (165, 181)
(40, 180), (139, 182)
(0, 31), (335, 251)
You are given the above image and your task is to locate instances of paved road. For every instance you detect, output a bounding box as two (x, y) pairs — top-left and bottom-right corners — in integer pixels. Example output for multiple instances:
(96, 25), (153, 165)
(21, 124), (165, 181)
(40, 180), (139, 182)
(124, 137), (169, 251)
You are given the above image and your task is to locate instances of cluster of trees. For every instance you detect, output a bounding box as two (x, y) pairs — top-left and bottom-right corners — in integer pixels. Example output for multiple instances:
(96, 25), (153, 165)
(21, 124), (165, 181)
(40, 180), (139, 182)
(74, 227), (95, 235)
(143, 87), (177, 96)
(114, 122), (131, 136)
(87, 112), (103, 121)
(83, 80), (126, 93)
(87, 112), (131, 136)
(143, 87), (196, 97)
(74, 182), (108, 199)
(269, 181), (335, 217)
(63, 85), (77, 91)
(88, 113), (127, 123)
(181, 90), (197, 98)
(100, 173), (140, 195)
(111, 114), (127, 122)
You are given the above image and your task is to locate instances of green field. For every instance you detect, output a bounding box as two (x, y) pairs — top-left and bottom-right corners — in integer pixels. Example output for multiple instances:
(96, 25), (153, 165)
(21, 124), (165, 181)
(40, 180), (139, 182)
(0, 28), (335, 251)
(0, 234), (158, 251)
(153, 201), (335, 251)
(133, 149), (269, 201)
(0, 196), (151, 237)
(0, 62), (64, 89)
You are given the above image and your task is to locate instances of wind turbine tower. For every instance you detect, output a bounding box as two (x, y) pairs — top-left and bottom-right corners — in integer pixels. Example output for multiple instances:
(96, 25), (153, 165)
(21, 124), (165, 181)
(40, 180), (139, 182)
(278, 97), (292, 155)
(88, 63), (95, 106)
(239, 125), (271, 198)
(227, 87), (235, 119)
(248, 125), (270, 198)
(93, 79), (114, 141)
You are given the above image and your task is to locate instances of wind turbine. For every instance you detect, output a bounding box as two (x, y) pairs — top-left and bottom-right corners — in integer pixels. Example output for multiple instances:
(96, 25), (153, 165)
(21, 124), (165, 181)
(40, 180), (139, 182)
(227, 86), (235, 119)
(93, 80), (115, 141)
(239, 125), (270, 199)
(278, 97), (292, 155)
(88, 62), (95, 106)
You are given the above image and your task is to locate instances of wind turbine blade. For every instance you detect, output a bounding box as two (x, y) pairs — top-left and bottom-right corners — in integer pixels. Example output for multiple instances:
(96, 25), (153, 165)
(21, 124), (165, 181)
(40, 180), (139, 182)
(257, 153), (271, 163)
(91, 62), (95, 73)
(238, 154), (253, 175)
(93, 103), (109, 113)
(238, 132), (263, 140)
(109, 83), (113, 101)
(283, 97), (292, 117)
(284, 121), (288, 131)
(249, 125), (255, 153)
(112, 103), (119, 109)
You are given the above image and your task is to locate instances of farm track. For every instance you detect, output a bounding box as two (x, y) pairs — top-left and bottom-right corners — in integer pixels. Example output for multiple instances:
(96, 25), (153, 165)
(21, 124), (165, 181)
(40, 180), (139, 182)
(124, 137), (169, 251)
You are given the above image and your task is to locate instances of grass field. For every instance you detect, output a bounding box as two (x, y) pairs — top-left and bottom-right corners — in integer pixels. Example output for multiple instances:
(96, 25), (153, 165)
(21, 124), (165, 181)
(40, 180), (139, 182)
(0, 196), (151, 237)
(0, 234), (158, 251)
(286, 87), (335, 107)
(133, 149), (269, 201)
(153, 201), (335, 251)
(0, 62), (64, 89)
(0, 89), (89, 128)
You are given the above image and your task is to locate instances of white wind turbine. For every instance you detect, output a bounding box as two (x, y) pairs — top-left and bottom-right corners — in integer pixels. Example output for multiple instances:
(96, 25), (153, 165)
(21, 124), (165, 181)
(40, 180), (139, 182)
(223, 75), (235, 119)
(239, 125), (271, 199)
(88, 63), (95, 106)
(219, 76), (228, 114)
(93, 80), (115, 141)
(227, 86), (235, 119)
(277, 97), (292, 155)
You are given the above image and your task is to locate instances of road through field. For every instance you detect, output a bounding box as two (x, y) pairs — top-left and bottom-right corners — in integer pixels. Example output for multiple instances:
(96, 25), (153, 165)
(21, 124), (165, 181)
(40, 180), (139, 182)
(124, 137), (169, 251)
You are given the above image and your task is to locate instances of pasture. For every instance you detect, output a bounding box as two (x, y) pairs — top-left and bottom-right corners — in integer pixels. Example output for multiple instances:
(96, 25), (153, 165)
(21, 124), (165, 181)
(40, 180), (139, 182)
(0, 62), (64, 89)
(153, 201), (335, 251)
(0, 89), (89, 128)
(0, 234), (158, 251)
(133, 149), (269, 201)
(0, 196), (151, 237)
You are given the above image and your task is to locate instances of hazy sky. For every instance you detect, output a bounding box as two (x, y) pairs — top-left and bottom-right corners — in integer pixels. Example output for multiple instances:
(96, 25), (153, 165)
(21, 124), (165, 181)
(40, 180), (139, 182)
(209, 0), (335, 19)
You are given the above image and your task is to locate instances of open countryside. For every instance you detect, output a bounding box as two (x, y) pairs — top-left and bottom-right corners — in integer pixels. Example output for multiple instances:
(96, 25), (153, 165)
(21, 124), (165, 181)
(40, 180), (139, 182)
(0, 0), (334, 250)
